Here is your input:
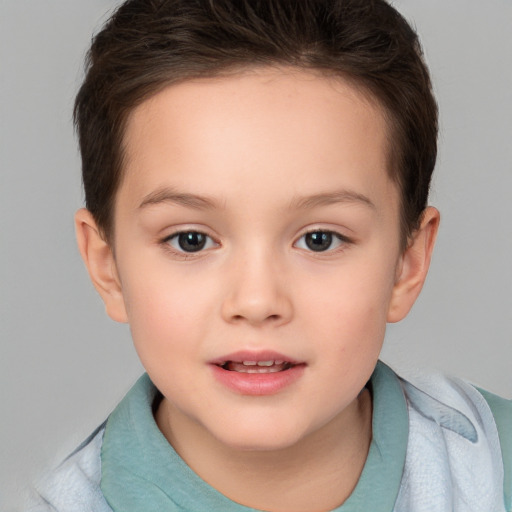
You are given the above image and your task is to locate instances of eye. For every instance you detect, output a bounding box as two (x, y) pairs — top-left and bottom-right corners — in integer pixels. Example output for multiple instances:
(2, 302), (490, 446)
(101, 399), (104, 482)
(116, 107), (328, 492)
(295, 230), (348, 252)
(165, 231), (217, 253)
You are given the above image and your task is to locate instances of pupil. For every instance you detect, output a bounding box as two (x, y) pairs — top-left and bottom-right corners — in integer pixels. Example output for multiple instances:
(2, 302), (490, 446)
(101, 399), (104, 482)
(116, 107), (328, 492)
(178, 232), (206, 252)
(305, 231), (332, 252)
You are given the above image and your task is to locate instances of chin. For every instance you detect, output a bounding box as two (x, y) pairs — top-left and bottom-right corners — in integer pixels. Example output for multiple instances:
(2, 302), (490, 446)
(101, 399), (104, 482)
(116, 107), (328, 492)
(213, 423), (307, 453)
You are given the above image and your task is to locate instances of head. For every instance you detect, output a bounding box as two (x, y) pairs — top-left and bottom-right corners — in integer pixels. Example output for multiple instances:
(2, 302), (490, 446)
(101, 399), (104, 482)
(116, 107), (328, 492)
(74, 0), (439, 455)
(75, 0), (437, 248)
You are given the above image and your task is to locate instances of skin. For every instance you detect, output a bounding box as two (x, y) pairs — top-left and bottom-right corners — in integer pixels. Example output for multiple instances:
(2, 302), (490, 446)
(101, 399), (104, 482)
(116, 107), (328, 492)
(76, 68), (439, 512)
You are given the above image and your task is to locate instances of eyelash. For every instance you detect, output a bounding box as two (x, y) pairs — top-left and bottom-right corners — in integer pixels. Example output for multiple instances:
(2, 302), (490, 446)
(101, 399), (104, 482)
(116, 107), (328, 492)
(162, 230), (218, 256)
(294, 229), (352, 253)
(160, 229), (352, 257)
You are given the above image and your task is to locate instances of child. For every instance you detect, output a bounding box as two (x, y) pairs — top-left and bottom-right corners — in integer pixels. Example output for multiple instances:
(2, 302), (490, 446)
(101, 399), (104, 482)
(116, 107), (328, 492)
(27, 0), (511, 511)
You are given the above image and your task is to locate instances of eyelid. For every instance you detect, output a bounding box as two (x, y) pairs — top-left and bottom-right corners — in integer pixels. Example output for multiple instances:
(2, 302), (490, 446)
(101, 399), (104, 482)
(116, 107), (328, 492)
(294, 228), (352, 252)
(161, 228), (219, 254)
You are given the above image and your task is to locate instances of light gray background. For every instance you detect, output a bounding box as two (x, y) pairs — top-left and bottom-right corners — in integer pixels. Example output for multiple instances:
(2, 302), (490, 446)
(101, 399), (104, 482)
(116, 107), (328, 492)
(1, 1), (511, 509)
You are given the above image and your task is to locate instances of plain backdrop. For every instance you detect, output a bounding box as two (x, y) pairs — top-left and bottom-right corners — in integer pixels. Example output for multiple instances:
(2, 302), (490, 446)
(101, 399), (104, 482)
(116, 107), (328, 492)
(1, 1), (511, 510)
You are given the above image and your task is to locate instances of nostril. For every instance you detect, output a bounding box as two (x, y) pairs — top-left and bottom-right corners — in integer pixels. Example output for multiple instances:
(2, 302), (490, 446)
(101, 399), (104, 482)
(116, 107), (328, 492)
(221, 290), (293, 326)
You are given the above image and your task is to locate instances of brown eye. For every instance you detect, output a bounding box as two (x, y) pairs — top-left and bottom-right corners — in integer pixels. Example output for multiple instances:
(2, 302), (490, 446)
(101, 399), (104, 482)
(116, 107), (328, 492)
(304, 231), (333, 252)
(167, 231), (215, 253)
(295, 230), (348, 253)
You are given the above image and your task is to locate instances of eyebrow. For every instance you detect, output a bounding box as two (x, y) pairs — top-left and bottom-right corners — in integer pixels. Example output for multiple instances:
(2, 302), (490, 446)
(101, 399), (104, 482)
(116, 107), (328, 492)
(138, 186), (375, 211)
(138, 187), (221, 210)
(290, 190), (376, 210)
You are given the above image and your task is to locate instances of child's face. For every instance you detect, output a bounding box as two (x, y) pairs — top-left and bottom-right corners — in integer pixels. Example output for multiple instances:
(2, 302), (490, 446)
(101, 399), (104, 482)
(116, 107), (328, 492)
(87, 68), (427, 451)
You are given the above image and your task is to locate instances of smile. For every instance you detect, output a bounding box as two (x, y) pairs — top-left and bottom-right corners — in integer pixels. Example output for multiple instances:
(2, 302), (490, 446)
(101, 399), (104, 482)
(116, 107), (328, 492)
(220, 360), (294, 373)
(210, 352), (305, 395)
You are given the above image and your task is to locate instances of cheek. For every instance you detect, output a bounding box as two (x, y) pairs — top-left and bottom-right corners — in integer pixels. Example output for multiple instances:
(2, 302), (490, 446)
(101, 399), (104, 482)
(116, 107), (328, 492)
(119, 266), (214, 367)
(124, 282), (209, 401)
(296, 257), (396, 350)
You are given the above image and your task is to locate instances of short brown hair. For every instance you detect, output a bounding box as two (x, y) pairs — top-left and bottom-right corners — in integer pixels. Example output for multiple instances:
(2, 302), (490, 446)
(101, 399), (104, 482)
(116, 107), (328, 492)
(74, 0), (438, 246)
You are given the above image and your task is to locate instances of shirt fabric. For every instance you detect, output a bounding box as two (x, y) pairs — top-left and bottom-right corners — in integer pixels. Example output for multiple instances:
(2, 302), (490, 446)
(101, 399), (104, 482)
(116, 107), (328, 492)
(28, 361), (511, 512)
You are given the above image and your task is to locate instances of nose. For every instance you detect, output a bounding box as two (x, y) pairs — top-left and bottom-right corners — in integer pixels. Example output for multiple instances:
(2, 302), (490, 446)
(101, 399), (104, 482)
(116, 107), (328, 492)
(220, 249), (293, 327)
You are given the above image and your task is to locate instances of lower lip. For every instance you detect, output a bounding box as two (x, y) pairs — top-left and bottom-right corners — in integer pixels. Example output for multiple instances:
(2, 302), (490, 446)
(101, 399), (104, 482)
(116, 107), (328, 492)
(210, 364), (305, 396)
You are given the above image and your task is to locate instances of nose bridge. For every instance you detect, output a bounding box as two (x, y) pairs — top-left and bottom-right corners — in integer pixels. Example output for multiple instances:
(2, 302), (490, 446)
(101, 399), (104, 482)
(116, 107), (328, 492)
(221, 241), (293, 326)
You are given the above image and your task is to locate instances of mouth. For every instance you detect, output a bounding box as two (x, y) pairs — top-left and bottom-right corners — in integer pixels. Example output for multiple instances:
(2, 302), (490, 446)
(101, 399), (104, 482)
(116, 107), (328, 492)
(210, 352), (305, 395)
(218, 359), (296, 374)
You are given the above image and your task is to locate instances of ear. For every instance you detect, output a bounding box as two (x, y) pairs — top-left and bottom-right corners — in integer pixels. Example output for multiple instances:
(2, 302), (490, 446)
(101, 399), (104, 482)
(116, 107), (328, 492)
(387, 206), (440, 323)
(74, 208), (128, 323)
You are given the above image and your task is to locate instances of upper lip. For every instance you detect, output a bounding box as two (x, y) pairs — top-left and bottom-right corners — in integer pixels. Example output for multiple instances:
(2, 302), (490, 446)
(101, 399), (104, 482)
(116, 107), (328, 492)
(208, 350), (303, 366)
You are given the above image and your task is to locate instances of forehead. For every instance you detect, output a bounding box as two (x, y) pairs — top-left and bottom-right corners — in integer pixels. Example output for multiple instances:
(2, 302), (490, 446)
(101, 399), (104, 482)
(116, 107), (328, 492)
(119, 67), (397, 216)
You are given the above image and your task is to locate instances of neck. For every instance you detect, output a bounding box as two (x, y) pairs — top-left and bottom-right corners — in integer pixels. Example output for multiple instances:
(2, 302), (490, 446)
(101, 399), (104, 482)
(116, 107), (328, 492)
(155, 389), (372, 512)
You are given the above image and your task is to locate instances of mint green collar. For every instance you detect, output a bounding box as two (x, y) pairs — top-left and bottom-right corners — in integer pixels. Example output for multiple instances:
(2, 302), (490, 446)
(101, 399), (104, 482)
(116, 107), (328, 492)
(101, 361), (408, 511)
(338, 361), (408, 511)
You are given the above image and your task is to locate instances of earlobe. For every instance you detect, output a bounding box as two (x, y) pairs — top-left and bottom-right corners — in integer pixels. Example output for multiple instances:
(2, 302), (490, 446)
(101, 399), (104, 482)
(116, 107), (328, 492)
(74, 208), (128, 323)
(387, 206), (440, 323)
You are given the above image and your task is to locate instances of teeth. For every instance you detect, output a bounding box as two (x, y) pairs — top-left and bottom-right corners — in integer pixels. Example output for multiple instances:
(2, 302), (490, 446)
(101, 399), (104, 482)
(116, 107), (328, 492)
(222, 360), (294, 373)
(241, 360), (284, 367)
(246, 367), (282, 373)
